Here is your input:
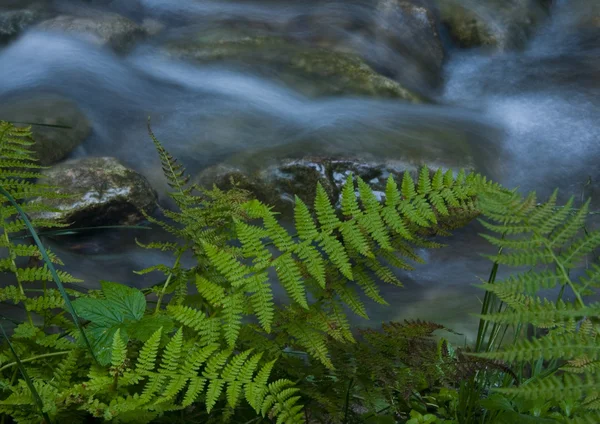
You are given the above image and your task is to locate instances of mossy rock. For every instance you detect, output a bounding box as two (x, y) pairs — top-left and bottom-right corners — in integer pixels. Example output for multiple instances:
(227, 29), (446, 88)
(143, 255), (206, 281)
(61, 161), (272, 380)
(0, 95), (91, 166)
(436, 0), (550, 50)
(162, 33), (423, 101)
(36, 12), (146, 53)
(30, 157), (158, 227)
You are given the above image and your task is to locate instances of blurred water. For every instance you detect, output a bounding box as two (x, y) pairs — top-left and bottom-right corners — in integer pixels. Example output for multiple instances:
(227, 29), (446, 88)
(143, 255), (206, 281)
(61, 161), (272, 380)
(0, 0), (598, 340)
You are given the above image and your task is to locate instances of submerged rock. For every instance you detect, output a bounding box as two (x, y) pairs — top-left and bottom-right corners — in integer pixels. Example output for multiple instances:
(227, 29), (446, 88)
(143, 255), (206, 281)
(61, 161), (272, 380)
(0, 95), (91, 166)
(436, 0), (550, 50)
(162, 34), (423, 101)
(196, 157), (478, 233)
(36, 12), (146, 53)
(0, 3), (50, 45)
(30, 157), (158, 227)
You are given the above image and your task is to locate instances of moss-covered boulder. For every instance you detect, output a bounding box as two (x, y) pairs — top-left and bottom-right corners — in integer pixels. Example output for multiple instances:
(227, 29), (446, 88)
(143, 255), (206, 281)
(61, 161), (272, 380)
(0, 95), (91, 166)
(162, 34), (423, 101)
(36, 12), (146, 53)
(30, 157), (157, 227)
(436, 0), (550, 50)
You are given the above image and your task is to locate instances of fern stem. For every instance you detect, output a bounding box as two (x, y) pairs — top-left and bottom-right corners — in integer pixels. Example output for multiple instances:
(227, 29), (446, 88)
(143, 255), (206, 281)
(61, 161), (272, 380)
(475, 248), (501, 353)
(0, 351), (71, 373)
(543, 240), (585, 307)
(342, 377), (354, 424)
(154, 249), (184, 314)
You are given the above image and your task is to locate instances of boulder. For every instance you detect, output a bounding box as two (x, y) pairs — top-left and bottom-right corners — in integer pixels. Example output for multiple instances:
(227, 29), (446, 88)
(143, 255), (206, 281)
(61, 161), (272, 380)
(36, 12), (146, 53)
(0, 95), (91, 166)
(286, 0), (445, 91)
(0, 4), (49, 45)
(163, 34), (423, 101)
(30, 157), (158, 227)
(196, 157), (478, 233)
(436, 0), (550, 50)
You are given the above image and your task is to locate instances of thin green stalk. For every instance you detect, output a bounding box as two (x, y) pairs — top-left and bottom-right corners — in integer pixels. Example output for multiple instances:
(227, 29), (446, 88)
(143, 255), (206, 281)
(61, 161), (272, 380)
(342, 377), (354, 424)
(475, 248), (502, 352)
(154, 249), (184, 314)
(0, 186), (98, 364)
(0, 323), (52, 424)
(1, 120), (72, 129)
(13, 224), (152, 239)
(0, 351), (70, 373)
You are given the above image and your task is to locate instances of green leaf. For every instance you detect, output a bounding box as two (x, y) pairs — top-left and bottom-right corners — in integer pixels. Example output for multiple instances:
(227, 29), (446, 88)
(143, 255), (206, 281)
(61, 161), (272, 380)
(72, 298), (124, 327)
(100, 281), (146, 321)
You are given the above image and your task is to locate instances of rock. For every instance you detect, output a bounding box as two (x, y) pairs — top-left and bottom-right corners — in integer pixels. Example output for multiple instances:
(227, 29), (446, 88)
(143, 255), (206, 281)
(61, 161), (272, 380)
(0, 4), (48, 44)
(196, 157), (478, 233)
(436, 0), (550, 50)
(286, 0), (445, 91)
(0, 95), (91, 166)
(30, 157), (158, 227)
(372, 0), (445, 89)
(36, 12), (146, 53)
(163, 34), (423, 101)
(141, 18), (165, 36)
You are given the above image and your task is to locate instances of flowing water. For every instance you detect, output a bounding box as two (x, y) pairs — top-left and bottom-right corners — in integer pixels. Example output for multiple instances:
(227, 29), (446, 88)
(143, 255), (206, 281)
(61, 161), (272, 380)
(0, 0), (599, 340)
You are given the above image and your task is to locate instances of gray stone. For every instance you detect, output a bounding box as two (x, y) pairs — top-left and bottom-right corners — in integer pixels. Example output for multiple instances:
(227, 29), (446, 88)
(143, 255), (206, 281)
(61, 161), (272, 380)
(436, 0), (550, 50)
(36, 12), (146, 53)
(0, 95), (91, 166)
(30, 157), (158, 227)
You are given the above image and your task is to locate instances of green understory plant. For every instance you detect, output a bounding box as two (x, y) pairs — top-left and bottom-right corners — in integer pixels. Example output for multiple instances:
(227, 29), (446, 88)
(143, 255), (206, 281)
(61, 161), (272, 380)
(0, 119), (597, 424)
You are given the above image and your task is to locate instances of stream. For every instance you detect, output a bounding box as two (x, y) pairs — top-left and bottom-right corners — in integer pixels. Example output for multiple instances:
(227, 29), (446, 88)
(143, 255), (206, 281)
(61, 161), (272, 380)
(0, 0), (599, 341)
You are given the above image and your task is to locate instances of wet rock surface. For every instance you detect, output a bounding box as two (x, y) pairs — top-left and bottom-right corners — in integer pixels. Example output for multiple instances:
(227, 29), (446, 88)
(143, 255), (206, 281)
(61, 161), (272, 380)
(196, 157), (478, 233)
(36, 12), (146, 52)
(0, 95), (91, 166)
(163, 33), (423, 100)
(30, 157), (158, 227)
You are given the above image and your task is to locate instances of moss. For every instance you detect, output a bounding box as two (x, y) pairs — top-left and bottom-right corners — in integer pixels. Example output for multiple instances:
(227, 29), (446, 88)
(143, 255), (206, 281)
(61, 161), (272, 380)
(164, 35), (423, 101)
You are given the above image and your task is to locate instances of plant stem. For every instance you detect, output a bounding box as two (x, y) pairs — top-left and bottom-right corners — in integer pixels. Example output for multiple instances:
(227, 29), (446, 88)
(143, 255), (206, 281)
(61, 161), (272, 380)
(0, 186), (98, 364)
(0, 351), (71, 373)
(154, 249), (184, 314)
(475, 248), (502, 352)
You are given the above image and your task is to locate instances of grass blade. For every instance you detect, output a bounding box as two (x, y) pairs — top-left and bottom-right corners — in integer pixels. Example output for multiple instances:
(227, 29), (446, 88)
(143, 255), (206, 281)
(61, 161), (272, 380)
(0, 186), (98, 364)
(0, 323), (53, 424)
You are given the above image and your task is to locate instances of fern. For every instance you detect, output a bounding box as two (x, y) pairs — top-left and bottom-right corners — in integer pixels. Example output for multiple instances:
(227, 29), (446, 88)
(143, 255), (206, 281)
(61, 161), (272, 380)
(0, 121), (82, 313)
(472, 186), (600, 422)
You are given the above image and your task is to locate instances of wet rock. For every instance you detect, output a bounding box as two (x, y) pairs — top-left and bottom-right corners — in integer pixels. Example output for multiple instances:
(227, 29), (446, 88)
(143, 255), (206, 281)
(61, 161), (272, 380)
(287, 0), (445, 92)
(372, 0), (445, 89)
(436, 0), (550, 50)
(30, 157), (158, 227)
(163, 34), (422, 101)
(0, 4), (49, 44)
(36, 12), (146, 53)
(0, 95), (91, 166)
(196, 157), (478, 233)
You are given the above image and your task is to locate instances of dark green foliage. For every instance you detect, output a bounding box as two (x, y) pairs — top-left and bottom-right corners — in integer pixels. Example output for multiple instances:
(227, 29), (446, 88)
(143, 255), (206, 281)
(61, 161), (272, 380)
(1, 120), (596, 424)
